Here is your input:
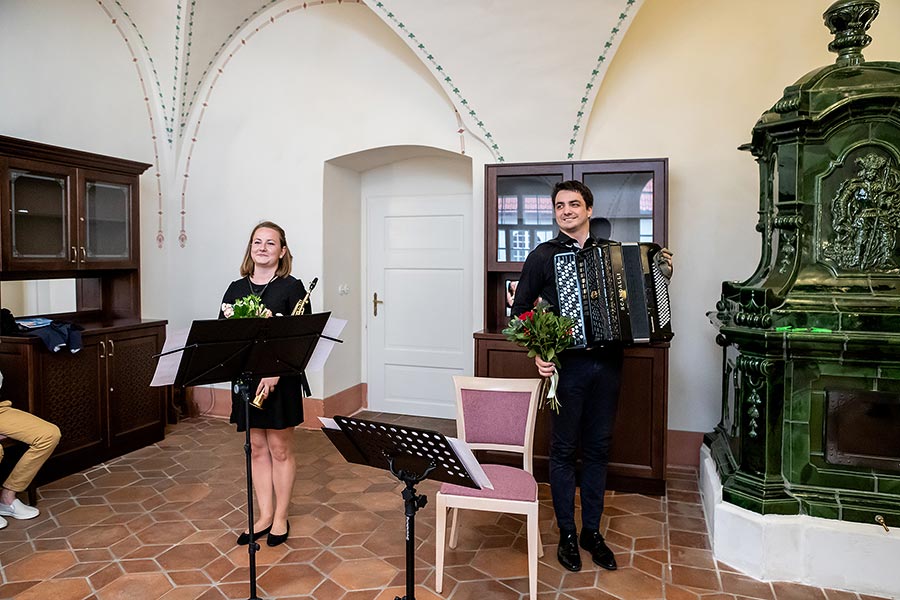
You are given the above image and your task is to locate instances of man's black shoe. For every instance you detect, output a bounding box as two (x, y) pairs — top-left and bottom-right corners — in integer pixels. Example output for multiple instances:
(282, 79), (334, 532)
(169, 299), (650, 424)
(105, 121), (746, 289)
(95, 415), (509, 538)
(579, 529), (617, 570)
(557, 530), (582, 572)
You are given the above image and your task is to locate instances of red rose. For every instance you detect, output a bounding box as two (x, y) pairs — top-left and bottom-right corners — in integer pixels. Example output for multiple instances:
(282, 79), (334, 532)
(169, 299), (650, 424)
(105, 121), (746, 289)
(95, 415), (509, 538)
(519, 311), (534, 321)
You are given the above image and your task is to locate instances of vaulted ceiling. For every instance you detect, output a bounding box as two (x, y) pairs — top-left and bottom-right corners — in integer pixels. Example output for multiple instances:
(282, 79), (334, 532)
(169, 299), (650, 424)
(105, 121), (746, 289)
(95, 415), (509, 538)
(110, 0), (644, 161)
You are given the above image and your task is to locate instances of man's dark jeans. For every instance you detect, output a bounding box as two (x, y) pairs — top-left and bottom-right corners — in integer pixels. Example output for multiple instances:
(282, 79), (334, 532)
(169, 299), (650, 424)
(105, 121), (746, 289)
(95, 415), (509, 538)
(549, 346), (623, 533)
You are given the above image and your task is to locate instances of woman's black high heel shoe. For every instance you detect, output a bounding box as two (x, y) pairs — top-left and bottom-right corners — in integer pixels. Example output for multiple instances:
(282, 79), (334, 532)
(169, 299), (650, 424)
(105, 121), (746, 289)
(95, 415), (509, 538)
(237, 524), (272, 546)
(267, 521), (290, 547)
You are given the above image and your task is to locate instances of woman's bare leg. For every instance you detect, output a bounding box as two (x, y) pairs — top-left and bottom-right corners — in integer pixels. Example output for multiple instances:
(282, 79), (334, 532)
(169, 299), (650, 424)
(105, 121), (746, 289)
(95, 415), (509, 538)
(265, 427), (296, 535)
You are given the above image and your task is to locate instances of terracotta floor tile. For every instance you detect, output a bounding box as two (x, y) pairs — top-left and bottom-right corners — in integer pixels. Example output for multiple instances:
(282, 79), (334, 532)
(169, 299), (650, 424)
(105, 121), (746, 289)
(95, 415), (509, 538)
(596, 566), (666, 599)
(88, 563), (124, 591)
(95, 572), (173, 600)
(256, 563), (324, 596)
(4, 549), (77, 582)
(669, 514), (709, 533)
(55, 505), (117, 526)
(771, 582), (829, 600)
(608, 513), (667, 538)
(158, 587), (210, 600)
(330, 557), (399, 590)
(663, 584), (703, 600)
(13, 577), (92, 600)
(720, 572), (775, 599)
(669, 565), (722, 591)
(670, 546), (717, 570)
(0, 416), (890, 600)
(669, 529), (712, 550)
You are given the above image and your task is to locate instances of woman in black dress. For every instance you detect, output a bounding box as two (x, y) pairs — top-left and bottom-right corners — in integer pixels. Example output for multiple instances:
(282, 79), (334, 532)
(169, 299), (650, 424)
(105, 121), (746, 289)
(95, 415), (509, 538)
(219, 221), (308, 547)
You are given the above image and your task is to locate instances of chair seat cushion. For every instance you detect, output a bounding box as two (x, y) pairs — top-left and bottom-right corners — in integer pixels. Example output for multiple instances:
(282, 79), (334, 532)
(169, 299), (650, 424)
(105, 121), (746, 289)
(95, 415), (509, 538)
(440, 464), (537, 502)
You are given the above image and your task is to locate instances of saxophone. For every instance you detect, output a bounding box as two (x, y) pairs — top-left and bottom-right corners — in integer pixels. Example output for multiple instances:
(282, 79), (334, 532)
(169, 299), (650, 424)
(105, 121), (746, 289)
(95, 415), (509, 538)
(251, 277), (318, 410)
(291, 277), (318, 316)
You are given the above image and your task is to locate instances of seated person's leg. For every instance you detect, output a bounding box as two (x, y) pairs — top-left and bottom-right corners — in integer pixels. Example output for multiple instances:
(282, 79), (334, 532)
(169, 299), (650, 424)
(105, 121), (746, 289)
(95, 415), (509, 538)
(0, 403), (61, 519)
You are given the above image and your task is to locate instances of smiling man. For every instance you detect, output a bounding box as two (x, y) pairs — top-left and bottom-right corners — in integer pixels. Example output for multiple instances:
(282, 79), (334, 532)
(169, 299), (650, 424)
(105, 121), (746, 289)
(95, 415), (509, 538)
(510, 180), (628, 574)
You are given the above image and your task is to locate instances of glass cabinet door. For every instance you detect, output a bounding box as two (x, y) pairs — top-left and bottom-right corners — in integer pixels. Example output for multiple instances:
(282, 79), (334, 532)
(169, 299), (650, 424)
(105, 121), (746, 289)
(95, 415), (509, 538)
(11, 170), (69, 259)
(3, 159), (76, 270)
(85, 181), (130, 260)
(575, 160), (668, 246)
(486, 164), (572, 270)
(78, 170), (137, 269)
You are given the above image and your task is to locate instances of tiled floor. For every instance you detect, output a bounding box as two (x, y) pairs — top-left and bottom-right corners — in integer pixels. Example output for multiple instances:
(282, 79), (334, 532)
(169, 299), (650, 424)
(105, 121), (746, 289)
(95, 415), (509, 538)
(0, 414), (890, 600)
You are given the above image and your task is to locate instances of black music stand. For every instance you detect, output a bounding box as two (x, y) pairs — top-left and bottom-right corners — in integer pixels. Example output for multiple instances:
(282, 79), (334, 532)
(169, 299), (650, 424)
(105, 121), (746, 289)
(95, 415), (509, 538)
(172, 313), (330, 600)
(323, 415), (485, 600)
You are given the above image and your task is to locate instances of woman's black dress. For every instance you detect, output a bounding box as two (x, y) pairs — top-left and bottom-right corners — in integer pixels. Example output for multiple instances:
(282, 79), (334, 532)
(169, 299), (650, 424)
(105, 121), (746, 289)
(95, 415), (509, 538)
(219, 275), (308, 431)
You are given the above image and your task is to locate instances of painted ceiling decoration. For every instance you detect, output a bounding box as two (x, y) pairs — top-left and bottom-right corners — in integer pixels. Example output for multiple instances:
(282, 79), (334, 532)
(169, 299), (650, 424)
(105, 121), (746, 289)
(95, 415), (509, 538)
(97, 0), (168, 248)
(98, 0), (643, 247)
(567, 0), (639, 159)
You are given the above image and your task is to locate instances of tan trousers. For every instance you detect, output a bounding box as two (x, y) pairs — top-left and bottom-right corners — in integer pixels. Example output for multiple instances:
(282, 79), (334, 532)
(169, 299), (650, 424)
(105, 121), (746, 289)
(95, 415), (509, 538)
(0, 401), (61, 493)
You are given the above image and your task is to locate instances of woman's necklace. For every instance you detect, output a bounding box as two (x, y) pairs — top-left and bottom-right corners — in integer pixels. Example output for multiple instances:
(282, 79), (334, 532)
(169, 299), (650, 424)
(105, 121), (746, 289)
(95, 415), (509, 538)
(247, 274), (276, 297)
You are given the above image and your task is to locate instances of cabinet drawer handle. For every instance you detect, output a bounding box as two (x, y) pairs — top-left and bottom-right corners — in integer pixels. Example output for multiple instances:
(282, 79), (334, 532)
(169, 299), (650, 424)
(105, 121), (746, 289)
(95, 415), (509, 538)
(108, 339), (114, 357)
(79, 246), (86, 261)
(100, 341), (106, 358)
(70, 246), (77, 263)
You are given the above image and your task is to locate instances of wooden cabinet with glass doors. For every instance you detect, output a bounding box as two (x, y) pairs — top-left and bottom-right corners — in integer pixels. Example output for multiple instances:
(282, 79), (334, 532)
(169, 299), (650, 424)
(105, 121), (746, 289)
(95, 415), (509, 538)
(0, 135), (167, 488)
(0, 137), (141, 273)
(476, 159), (670, 494)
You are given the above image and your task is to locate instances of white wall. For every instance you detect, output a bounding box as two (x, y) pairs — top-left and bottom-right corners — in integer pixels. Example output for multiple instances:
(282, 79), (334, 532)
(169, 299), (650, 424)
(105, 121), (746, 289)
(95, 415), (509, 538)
(582, 0), (900, 432)
(322, 162), (362, 396)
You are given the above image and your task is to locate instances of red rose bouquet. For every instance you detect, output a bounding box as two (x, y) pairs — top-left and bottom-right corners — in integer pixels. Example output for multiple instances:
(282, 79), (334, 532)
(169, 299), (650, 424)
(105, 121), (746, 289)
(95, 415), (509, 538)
(501, 301), (574, 413)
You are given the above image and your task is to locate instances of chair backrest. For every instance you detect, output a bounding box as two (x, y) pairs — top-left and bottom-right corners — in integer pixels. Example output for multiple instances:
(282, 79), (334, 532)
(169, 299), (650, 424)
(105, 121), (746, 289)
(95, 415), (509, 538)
(452, 376), (542, 473)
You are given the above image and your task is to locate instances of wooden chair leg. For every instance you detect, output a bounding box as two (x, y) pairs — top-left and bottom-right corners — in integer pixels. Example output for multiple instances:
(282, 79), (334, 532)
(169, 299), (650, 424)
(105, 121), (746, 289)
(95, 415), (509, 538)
(448, 507), (461, 549)
(435, 495), (447, 593)
(527, 508), (540, 600)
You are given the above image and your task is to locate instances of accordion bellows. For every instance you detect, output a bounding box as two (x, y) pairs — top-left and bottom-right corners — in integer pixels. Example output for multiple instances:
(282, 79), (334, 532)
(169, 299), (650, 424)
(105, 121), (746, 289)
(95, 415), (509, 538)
(554, 242), (673, 348)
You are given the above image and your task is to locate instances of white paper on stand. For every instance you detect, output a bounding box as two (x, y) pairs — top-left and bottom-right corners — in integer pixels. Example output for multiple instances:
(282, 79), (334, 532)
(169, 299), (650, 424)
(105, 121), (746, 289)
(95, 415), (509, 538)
(150, 327), (189, 387)
(306, 317), (346, 371)
(318, 417), (339, 430)
(448, 437), (494, 490)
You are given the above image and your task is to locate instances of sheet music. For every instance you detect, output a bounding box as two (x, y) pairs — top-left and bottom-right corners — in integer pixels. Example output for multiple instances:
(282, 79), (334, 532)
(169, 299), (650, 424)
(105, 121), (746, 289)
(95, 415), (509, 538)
(448, 437), (493, 490)
(306, 317), (346, 371)
(150, 327), (189, 387)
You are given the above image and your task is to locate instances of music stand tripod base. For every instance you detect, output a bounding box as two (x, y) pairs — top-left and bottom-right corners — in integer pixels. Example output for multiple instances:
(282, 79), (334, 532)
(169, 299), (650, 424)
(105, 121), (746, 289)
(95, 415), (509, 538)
(326, 416), (481, 600)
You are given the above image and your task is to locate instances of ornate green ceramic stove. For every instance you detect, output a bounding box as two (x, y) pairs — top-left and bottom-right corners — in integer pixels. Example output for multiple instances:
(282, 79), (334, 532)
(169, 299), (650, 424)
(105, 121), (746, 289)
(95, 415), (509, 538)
(708, 0), (900, 526)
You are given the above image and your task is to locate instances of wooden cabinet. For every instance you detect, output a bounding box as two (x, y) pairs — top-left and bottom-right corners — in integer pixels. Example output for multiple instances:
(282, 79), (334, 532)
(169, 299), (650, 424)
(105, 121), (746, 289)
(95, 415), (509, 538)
(0, 136), (164, 487)
(0, 136), (144, 273)
(0, 322), (167, 485)
(477, 159), (670, 494)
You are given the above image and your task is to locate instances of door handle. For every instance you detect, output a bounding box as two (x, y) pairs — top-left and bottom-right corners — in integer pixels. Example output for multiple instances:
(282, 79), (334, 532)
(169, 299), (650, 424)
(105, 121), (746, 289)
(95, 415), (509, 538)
(373, 292), (384, 317)
(99, 340), (106, 359)
(107, 339), (114, 393)
(70, 246), (77, 263)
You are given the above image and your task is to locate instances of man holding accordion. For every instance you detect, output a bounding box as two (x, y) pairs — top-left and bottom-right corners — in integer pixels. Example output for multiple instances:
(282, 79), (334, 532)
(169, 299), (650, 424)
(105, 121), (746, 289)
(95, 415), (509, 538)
(511, 180), (673, 574)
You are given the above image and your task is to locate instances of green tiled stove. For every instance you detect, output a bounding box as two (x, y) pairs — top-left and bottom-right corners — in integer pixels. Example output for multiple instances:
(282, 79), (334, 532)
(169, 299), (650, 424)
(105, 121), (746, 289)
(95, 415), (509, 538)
(707, 0), (900, 527)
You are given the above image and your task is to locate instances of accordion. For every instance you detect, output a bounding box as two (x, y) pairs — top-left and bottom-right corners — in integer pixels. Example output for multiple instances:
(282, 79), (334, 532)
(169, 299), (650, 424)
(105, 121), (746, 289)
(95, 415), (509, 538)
(554, 242), (673, 347)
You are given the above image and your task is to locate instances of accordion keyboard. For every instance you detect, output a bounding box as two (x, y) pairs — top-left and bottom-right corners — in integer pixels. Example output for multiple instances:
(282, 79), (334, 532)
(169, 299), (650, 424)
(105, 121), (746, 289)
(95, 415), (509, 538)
(554, 252), (588, 348)
(651, 261), (672, 329)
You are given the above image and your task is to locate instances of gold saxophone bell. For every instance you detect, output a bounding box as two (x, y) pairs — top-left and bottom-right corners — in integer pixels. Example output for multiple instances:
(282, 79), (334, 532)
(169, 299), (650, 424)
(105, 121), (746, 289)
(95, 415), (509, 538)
(251, 390), (266, 409)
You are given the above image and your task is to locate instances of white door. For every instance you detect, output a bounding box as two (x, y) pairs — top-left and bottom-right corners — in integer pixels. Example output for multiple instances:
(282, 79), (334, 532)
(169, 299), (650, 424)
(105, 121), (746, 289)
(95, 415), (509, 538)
(366, 194), (472, 419)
